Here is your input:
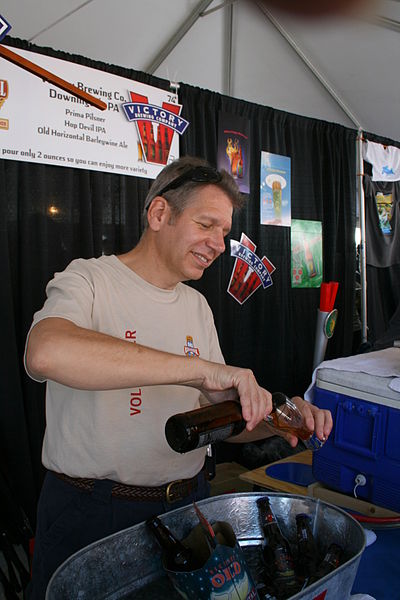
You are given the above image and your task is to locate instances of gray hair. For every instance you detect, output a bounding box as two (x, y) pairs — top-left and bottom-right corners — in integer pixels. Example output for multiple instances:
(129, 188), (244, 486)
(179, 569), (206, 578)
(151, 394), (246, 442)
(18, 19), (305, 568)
(141, 156), (245, 230)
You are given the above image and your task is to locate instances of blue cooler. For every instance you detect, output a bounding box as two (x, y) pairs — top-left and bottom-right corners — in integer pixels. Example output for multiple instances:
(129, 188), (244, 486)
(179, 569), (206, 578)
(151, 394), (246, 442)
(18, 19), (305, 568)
(312, 349), (400, 513)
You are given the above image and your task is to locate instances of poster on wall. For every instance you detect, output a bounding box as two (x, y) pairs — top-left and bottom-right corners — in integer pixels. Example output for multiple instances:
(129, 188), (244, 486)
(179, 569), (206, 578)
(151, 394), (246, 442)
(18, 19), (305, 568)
(217, 112), (250, 194)
(0, 46), (189, 178)
(260, 151), (291, 226)
(291, 219), (323, 288)
(228, 232), (275, 305)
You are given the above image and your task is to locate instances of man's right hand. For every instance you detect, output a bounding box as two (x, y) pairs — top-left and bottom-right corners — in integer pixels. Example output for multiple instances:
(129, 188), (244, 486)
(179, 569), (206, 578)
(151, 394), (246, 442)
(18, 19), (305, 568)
(198, 363), (272, 432)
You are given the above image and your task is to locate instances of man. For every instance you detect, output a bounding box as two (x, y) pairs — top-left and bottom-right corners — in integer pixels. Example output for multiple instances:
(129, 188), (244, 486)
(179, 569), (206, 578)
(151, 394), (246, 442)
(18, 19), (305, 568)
(25, 156), (332, 598)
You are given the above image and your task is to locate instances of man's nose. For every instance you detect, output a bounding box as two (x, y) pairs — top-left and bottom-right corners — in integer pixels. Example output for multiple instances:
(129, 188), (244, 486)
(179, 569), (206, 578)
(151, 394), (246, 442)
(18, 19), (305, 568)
(208, 229), (226, 254)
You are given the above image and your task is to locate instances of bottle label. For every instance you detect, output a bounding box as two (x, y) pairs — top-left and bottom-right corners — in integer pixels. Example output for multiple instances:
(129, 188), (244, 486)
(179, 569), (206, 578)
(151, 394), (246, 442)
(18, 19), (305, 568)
(273, 547), (295, 575)
(197, 424), (236, 447)
(299, 528), (307, 541)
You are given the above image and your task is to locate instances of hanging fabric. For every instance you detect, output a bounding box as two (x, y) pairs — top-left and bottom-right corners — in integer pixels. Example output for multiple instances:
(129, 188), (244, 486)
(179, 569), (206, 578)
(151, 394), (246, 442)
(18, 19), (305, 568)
(363, 176), (400, 268)
(363, 174), (400, 344)
(363, 140), (400, 182)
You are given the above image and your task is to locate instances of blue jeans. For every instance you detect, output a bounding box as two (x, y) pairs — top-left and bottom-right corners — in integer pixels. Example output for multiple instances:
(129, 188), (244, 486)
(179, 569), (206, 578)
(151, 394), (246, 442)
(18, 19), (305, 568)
(26, 469), (210, 600)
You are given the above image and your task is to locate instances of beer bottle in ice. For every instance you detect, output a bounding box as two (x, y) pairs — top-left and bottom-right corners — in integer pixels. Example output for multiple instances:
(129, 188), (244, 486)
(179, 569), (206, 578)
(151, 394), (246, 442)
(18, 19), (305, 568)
(256, 496), (299, 597)
(146, 516), (196, 572)
(295, 513), (318, 583)
(307, 542), (343, 585)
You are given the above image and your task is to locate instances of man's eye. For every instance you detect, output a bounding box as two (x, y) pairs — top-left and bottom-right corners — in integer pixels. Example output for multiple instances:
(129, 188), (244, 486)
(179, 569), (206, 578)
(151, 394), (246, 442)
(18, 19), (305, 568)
(198, 222), (211, 229)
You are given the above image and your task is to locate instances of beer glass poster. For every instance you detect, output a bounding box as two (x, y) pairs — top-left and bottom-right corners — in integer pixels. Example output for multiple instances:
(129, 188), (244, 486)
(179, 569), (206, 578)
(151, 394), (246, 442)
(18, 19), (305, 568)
(260, 151), (291, 227)
(217, 112), (250, 194)
(291, 219), (323, 288)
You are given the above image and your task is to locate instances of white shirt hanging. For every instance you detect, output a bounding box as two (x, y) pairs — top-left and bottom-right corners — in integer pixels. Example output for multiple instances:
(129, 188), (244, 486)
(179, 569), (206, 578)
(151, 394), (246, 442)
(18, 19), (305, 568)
(363, 140), (400, 181)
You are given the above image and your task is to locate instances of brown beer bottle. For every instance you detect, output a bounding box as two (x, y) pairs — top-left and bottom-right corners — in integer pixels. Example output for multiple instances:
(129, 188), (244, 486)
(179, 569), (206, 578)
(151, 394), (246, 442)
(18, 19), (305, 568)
(165, 392), (323, 453)
(295, 513), (318, 583)
(256, 496), (299, 598)
(165, 400), (246, 452)
(307, 542), (343, 586)
(146, 516), (196, 572)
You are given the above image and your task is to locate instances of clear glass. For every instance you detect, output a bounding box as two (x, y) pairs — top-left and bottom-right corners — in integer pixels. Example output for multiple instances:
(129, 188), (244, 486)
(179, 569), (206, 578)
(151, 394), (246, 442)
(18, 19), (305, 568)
(265, 397), (325, 451)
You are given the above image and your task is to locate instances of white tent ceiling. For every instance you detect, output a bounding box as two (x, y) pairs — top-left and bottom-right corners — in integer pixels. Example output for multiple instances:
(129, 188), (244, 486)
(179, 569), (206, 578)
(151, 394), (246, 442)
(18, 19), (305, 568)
(1, 0), (400, 140)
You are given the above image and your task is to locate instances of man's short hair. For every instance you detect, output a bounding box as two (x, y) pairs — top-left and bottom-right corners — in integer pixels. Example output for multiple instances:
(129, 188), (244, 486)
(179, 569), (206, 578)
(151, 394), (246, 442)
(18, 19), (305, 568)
(142, 156), (244, 230)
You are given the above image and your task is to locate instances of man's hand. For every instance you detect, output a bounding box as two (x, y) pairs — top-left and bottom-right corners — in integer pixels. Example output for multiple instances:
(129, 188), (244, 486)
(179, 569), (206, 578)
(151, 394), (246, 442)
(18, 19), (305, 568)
(276, 396), (333, 448)
(199, 363), (272, 431)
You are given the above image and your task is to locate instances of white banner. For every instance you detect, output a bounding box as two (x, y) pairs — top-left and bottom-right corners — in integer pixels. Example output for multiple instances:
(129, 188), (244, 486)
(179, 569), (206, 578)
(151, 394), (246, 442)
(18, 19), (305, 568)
(0, 47), (188, 178)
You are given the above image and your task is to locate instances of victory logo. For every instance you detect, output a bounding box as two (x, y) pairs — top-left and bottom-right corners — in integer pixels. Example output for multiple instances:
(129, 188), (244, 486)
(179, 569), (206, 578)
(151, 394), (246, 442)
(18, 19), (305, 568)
(122, 91), (189, 166)
(0, 79), (8, 109)
(228, 233), (275, 305)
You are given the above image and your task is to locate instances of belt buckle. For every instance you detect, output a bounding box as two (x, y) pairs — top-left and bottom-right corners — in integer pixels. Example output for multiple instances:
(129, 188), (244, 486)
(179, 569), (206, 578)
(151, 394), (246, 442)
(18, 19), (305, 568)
(166, 479), (185, 503)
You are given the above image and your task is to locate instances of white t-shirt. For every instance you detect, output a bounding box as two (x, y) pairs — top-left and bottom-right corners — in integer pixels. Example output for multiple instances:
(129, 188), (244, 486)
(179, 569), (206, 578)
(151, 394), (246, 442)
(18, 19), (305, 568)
(25, 255), (225, 486)
(363, 140), (400, 182)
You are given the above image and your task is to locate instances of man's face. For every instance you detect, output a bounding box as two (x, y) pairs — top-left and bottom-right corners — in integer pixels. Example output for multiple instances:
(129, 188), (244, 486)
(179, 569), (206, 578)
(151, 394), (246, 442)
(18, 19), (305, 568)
(159, 184), (233, 286)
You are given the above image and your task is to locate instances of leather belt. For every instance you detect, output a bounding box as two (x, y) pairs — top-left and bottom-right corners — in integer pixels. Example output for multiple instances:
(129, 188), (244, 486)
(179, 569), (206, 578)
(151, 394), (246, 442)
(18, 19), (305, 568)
(52, 470), (202, 503)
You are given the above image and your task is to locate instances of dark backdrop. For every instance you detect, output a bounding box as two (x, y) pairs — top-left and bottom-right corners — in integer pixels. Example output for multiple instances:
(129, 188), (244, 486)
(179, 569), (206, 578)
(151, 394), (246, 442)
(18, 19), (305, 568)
(1, 37), (358, 528)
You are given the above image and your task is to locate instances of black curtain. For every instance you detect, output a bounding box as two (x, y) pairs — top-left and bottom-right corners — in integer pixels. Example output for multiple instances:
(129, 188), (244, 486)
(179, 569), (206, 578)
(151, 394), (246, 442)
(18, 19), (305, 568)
(1, 37), (356, 528)
(180, 85), (357, 394)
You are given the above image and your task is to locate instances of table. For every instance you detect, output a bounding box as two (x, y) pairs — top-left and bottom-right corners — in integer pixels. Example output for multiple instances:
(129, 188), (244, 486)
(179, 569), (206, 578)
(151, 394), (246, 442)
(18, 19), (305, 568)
(239, 449), (312, 496)
(239, 450), (400, 600)
(240, 450), (400, 518)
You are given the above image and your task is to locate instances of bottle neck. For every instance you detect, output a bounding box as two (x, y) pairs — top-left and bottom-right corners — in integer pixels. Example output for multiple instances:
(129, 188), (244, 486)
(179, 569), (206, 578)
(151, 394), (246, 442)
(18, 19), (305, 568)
(147, 518), (184, 552)
(260, 510), (281, 535)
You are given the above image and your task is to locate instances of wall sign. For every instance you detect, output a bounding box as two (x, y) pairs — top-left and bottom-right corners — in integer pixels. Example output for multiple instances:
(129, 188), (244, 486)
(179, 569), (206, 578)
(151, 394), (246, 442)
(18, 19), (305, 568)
(260, 151), (291, 227)
(0, 15), (11, 42)
(0, 47), (185, 178)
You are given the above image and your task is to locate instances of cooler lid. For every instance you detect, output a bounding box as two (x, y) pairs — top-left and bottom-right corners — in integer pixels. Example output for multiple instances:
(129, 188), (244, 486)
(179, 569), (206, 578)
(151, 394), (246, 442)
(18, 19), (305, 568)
(316, 369), (400, 407)
(315, 347), (400, 408)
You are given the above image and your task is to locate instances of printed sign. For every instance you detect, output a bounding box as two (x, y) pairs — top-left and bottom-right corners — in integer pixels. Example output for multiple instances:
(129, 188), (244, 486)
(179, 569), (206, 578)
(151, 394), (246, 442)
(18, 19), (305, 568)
(260, 151), (291, 226)
(228, 233), (275, 304)
(0, 15), (11, 42)
(0, 47), (185, 177)
(122, 91), (188, 166)
(291, 219), (323, 288)
(217, 112), (250, 194)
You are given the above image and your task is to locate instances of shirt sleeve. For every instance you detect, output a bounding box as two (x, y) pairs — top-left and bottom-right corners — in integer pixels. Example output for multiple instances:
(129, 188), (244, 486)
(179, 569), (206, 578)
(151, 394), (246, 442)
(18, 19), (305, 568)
(24, 259), (96, 381)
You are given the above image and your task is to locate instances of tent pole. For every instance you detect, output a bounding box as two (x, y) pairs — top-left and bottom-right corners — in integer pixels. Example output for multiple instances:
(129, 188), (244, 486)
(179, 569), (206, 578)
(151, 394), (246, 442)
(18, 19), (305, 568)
(357, 129), (368, 343)
(145, 0), (214, 74)
(225, 2), (234, 96)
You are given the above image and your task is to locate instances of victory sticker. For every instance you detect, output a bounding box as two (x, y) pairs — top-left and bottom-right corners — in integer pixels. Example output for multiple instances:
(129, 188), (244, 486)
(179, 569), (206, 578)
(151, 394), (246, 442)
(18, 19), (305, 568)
(228, 233), (275, 305)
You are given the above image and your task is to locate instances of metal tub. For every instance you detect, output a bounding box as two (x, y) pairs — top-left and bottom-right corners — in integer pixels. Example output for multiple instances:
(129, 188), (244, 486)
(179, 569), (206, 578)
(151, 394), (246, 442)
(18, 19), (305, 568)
(46, 492), (366, 599)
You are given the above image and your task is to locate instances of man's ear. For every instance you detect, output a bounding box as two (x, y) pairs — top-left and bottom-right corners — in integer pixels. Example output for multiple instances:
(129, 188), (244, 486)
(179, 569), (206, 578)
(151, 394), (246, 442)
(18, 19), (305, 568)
(146, 196), (170, 231)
